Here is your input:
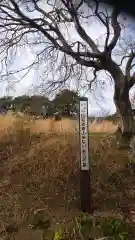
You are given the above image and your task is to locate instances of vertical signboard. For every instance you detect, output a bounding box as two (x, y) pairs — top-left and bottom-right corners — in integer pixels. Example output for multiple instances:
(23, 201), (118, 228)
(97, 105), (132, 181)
(79, 100), (89, 170)
(79, 97), (92, 213)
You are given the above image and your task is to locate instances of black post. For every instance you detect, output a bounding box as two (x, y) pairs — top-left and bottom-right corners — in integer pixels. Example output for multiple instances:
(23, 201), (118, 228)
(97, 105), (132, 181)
(78, 97), (92, 213)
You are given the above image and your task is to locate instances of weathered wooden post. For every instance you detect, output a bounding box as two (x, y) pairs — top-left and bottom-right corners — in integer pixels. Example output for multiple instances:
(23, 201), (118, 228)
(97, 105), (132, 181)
(78, 97), (92, 213)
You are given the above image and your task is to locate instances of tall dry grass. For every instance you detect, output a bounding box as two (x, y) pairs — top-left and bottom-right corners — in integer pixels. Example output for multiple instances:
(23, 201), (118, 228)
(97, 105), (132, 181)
(32, 118), (117, 133)
(0, 114), (134, 239)
(89, 119), (117, 133)
(0, 114), (117, 136)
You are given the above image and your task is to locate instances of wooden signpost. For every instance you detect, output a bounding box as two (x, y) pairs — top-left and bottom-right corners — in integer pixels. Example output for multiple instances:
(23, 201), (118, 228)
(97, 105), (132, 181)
(78, 97), (92, 213)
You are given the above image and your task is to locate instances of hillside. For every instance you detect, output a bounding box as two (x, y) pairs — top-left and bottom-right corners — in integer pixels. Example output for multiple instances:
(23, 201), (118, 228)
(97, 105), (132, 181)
(0, 115), (134, 239)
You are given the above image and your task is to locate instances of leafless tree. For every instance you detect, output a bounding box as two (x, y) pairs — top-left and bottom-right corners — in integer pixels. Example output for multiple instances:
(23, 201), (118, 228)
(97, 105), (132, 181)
(0, 0), (135, 136)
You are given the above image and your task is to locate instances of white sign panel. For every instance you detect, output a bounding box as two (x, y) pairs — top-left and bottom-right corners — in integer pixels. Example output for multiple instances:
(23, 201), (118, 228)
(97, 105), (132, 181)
(79, 100), (89, 171)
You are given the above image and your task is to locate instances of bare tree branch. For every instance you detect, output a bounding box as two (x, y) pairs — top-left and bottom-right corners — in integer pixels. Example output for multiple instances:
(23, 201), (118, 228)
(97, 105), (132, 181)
(0, 0), (134, 99)
(0, 0), (104, 73)
(88, 68), (98, 89)
(106, 7), (121, 54)
(128, 73), (135, 89)
(125, 51), (135, 81)
(94, 0), (110, 50)
(61, 0), (101, 52)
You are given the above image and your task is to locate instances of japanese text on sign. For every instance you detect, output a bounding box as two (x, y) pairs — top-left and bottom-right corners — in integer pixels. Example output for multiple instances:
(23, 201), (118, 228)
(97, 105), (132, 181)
(79, 101), (89, 170)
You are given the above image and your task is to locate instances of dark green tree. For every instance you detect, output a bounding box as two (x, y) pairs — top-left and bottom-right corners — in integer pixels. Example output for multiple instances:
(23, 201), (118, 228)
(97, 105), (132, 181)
(0, 97), (13, 108)
(12, 95), (31, 112)
(28, 95), (50, 116)
(12, 95), (51, 116)
(52, 89), (79, 117)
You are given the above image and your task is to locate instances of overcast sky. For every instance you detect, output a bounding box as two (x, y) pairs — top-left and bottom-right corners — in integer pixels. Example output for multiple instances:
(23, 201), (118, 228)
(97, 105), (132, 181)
(0, 1), (135, 116)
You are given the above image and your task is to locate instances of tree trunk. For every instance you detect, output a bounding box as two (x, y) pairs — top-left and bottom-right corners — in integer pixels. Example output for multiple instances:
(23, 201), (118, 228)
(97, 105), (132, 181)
(114, 80), (134, 139)
(105, 58), (134, 138)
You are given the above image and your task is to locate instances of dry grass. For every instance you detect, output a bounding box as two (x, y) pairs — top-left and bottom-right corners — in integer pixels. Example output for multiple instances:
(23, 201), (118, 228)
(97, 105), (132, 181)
(32, 118), (117, 134)
(0, 114), (15, 136)
(89, 120), (117, 133)
(0, 114), (117, 135)
(0, 114), (134, 239)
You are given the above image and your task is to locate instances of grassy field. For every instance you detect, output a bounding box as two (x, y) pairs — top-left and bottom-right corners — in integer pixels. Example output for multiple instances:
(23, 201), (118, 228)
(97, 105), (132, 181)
(0, 114), (134, 239)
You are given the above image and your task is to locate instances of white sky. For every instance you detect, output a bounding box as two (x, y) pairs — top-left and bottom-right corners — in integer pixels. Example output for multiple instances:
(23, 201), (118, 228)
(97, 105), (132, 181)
(0, 1), (135, 116)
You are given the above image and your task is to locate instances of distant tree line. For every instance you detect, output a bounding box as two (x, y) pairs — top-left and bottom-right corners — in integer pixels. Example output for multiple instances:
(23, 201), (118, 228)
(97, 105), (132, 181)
(0, 89), (79, 118)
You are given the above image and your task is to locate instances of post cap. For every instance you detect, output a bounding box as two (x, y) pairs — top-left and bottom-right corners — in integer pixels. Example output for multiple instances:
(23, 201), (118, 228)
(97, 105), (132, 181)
(77, 97), (88, 101)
